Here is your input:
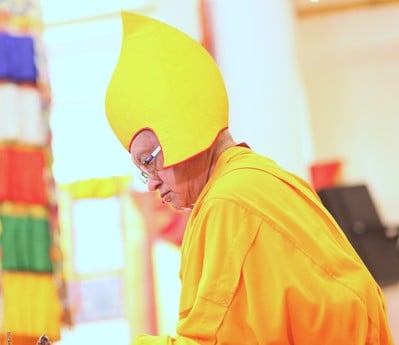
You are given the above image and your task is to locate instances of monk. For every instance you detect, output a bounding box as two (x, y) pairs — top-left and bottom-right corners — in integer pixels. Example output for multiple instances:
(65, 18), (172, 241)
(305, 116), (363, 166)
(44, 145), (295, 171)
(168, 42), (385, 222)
(105, 11), (394, 345)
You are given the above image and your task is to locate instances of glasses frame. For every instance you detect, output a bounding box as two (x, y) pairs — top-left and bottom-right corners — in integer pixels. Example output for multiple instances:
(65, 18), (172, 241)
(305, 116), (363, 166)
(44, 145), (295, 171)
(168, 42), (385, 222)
(139, 145), (161, 184)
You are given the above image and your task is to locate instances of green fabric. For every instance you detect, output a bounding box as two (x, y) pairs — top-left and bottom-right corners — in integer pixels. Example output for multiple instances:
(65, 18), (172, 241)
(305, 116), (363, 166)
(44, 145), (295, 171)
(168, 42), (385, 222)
(0, 215), (53, 272)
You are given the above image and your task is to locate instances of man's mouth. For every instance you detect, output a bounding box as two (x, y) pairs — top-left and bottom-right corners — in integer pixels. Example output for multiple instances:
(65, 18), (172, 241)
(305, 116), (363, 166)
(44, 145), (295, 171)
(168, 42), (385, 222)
(161, 191), (171, 203)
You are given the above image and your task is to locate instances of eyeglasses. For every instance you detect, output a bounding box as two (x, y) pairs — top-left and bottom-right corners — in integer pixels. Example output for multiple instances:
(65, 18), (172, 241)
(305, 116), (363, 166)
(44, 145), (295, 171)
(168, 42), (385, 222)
(138, 145), (161, 184)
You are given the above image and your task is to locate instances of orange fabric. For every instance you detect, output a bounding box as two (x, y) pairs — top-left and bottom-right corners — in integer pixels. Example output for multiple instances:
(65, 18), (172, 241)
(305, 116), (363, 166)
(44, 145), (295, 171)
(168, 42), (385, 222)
(0, 334), (44, 345)
(131, 147), (393, 345)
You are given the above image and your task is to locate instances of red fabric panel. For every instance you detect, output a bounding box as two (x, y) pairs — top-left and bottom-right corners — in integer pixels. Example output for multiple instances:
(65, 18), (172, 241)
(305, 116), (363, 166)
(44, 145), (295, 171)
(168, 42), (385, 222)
(0, 146), (47, 204)
(309, 160), (342, 191)
(131, 191), (189, 246)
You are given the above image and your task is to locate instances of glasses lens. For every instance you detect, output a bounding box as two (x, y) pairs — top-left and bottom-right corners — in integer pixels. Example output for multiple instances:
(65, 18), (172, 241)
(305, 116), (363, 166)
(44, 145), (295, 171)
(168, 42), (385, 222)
(140, 171), (149, 184)
(138, 147), (161, 185)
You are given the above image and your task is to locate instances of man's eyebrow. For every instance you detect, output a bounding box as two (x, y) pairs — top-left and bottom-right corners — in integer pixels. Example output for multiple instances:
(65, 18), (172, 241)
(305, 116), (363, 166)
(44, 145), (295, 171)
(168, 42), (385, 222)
(134, 152), (145, 165)
(134, 146), (160, 165)
(135, 151), (151, 165)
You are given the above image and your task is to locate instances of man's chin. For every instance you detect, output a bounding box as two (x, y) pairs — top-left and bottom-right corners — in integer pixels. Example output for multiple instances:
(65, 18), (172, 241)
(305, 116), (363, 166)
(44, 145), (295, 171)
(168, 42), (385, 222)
(160, 198), (178, 210)
(169, 201), (193, 212)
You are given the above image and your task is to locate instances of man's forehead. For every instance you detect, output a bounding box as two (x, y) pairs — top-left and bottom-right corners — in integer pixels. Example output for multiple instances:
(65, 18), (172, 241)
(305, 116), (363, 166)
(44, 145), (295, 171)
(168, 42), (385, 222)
(130, 129), (159, 152)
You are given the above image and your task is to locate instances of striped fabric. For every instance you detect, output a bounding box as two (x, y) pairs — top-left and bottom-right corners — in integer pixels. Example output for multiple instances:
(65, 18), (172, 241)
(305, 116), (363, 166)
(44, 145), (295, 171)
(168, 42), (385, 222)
(0, 1), (64, 344)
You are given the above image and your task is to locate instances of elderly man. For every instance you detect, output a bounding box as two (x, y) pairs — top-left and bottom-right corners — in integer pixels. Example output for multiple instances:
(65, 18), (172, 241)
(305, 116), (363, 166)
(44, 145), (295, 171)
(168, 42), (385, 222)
(105, 11), (393, 345)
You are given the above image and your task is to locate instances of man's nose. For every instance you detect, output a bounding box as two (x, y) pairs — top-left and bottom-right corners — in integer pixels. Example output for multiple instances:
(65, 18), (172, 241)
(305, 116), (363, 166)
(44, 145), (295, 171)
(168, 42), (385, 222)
(147, 175), (162, 192)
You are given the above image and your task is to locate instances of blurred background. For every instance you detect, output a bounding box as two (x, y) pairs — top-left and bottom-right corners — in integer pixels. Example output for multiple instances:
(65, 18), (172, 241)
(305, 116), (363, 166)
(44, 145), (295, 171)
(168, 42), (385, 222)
(0, 0), (398, 344)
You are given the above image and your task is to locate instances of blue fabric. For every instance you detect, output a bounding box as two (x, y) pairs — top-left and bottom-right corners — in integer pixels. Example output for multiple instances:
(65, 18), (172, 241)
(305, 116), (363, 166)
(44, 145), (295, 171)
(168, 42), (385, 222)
(0, 33), (37, 82)
(0, 33), (11, 79)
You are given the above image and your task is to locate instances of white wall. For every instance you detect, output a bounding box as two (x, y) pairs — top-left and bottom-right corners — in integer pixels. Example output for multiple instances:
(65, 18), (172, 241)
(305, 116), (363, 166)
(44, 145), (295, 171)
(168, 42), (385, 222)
(208, 0), (314, 179)
(297, 3), (399, 224)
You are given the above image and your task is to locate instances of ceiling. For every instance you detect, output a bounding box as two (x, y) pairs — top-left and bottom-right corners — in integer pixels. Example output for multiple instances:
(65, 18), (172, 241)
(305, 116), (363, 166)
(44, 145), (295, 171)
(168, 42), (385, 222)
(294, 0), (399, 16)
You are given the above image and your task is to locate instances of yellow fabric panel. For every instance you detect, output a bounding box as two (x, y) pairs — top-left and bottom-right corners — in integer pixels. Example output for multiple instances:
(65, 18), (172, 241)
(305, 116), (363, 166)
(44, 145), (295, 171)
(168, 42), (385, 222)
(0, 142), (47, 152)
(122, 194), (150, 335)
(0, 201), (48, 218)
(54, 191), (74, 280)
(9, 16), (44, 32)
(59, 176), (132, 199)
(131, 146), (393, 345)
(0, 272), (62, 340)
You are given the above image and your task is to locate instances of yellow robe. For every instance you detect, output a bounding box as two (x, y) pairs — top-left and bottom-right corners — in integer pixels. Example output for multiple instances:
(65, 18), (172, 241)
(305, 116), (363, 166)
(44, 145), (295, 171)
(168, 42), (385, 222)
(133, 146), (393, 344)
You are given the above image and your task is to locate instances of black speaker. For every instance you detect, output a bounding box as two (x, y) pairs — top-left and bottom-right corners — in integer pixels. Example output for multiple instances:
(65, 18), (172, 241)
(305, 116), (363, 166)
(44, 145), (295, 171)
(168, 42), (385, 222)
(317, 184), (399, 287)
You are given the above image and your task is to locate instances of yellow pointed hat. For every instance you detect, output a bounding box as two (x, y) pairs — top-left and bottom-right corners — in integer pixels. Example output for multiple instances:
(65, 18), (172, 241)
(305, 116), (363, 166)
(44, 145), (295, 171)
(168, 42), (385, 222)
(105, 11), (228, 167)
